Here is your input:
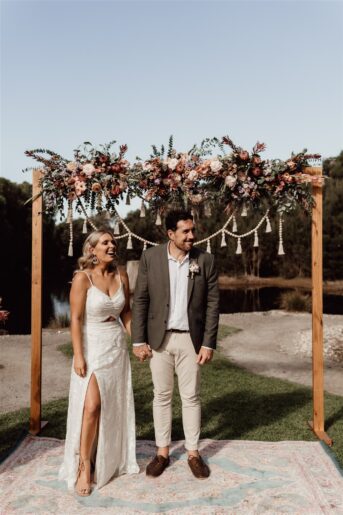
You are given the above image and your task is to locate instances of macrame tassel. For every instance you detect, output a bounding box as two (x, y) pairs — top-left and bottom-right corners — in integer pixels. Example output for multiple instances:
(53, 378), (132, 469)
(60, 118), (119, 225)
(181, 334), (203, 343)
(220, 232), (227, 248)
(105, 211), (111, 220)
(126, 234), (133, 250)
(112, 218), (120, 235)
(278, 216), (285, 255)
(206, 239), (211, 253)
(241, 204), (248, 217)
(126, 193), (131, 205)
(265, 215), (272, 233)
(140, 201), (146, 218)
(232, 216), (238, 233)
(204, 202), (212, 218)
(236, 237), (242, 255)
(143, 241), (147, 251)
(67, 199), (73, 223)
(253, 230), (259, 248)
(155, 210), (162, 226)
(82, 219), (87, 234)
(68, 219), (73, 257)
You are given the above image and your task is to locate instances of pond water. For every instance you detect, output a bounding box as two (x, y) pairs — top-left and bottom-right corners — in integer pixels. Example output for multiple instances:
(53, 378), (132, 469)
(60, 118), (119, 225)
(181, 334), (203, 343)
(3, 287), (343, 335)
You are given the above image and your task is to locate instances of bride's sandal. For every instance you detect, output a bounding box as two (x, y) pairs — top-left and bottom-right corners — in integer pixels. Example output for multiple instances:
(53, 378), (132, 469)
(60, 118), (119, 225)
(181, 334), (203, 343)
(75, 458), (92, 496)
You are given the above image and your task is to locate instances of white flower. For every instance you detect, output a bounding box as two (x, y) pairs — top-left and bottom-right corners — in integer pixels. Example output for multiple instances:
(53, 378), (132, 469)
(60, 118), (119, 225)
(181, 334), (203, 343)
(225, 175), (237, 188)
(189, 260), (200, 279)
(83, 164), (95, 176)
(210, 160), (223, 173)
(188, 170), (198, 181)
(167, 158), (178, 171)
(66, 161), (77, 172)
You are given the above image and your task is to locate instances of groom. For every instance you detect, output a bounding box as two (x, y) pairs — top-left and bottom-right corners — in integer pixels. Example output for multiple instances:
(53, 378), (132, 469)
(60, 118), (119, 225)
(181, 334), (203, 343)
(132, 209), (219, 479)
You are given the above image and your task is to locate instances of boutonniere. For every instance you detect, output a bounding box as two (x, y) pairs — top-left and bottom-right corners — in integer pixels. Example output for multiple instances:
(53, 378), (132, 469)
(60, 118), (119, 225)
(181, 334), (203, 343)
(189, 259), (200, 279)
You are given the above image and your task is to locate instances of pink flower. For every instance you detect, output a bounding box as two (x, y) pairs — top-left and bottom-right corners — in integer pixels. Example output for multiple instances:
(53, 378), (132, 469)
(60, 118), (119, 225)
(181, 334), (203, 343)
(66, 161), (78, 172)
(75, 180), (86, 195)
(91, 183), (102, 192)
(210, 160), (223, 173)
(83, 164), (96, 176)
(239, 151), (249, 161)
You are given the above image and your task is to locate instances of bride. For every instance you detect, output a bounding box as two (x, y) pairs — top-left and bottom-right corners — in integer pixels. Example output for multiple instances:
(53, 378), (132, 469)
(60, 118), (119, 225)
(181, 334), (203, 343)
(59, 229), (139, 495)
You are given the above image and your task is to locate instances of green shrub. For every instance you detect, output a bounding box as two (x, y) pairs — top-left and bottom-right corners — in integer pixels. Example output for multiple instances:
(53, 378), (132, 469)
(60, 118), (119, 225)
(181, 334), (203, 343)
(279, 290), (311, 312)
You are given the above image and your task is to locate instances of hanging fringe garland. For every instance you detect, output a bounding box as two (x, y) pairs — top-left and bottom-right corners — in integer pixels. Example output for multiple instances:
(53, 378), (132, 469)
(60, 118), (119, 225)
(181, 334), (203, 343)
(143, 241), (147, 251)
(232, 215), (238, 233)
(155, 210), (162, 226)
(206, 240), (211, 253)
(96, 191), (102, 211)
(67, 199), (73, 256)
(236, 237), (242, 254)
(67, 199), (73, 223)
(126, 234), (133, 249)
(241, 204), (248, 217)
(140, 201), (146, 218)
(265, 216), (272, 233)
(126, 193), (131, 205)
(82, 219), (87, 234)
(112, 217), (120, 235)
(278, 216), (285, 255)
(220, 232), (227, 247)
(253, 230), (259, 248)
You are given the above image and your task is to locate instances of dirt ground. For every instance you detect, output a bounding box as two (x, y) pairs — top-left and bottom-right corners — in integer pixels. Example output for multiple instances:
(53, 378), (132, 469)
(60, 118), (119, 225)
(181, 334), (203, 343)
(1, 311), (343, 414)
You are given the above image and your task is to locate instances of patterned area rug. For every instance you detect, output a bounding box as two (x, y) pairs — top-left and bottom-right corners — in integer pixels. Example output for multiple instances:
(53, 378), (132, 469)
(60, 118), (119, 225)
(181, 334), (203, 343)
(0, 436), (342, 514)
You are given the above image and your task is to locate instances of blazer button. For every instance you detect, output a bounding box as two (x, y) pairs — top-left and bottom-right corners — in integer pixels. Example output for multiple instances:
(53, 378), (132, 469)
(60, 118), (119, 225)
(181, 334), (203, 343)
(166, 304), (169, 307)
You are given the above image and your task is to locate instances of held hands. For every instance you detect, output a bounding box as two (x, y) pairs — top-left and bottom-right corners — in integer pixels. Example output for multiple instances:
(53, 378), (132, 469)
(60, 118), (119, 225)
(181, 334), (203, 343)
(196, 347), (213, 366)
(133, 343), (153, 362)
(74, 354), (87, 377)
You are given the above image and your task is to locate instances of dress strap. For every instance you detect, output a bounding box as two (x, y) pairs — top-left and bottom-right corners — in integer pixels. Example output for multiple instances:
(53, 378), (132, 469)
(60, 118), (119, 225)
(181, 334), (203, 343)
(78, 270), (93, 286)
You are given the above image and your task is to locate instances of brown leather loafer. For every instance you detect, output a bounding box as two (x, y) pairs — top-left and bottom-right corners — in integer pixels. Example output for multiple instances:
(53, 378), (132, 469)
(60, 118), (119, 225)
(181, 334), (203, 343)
(188, 455), (210, 479)
(146, 455), (170, 477)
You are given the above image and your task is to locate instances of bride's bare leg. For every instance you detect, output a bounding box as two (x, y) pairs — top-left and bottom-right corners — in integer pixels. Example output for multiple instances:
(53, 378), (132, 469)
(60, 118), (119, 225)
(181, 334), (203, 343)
(76, 374), (101, 495)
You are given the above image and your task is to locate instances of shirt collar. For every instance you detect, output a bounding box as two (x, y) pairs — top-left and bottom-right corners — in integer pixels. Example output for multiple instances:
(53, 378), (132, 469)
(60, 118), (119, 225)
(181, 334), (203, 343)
(167, 242), (190, 264)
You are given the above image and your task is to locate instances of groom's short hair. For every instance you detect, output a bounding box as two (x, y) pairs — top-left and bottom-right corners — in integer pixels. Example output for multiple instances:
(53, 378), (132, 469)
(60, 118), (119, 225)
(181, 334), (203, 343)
(165, 209), (193, 232)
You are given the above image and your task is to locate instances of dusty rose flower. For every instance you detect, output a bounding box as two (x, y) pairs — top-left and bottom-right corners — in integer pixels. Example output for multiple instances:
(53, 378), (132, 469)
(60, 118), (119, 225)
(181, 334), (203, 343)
(68, 191), (76, 200)
(91, 183), (102, 192)
(167, 158), (178, 171)
(75, 180), (86, 195)
(225, 175), (237, 188)
(111, 185), (121, 196)
(238, 171), (247, 181)
(251, 167), (262, 177)
(239, 151), (249, 161)
(66, 161), (78, 172)
(252, 156), (261, 165)
(67, 177), (76, 185)
(176, 162), (184, 173)
(119, 180), (128, 190)
(83, 164), (96, 176)
(210, 160), (223, 173)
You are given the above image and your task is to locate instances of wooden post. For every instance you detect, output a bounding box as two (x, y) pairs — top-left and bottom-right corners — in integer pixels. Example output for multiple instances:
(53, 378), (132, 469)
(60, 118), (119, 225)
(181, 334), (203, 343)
(29, 169), (43, 435)
(306, 166), (332, 446)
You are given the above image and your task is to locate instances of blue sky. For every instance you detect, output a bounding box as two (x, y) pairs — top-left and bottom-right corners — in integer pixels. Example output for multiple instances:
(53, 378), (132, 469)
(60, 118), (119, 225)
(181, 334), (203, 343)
(1, 0), (342, 216)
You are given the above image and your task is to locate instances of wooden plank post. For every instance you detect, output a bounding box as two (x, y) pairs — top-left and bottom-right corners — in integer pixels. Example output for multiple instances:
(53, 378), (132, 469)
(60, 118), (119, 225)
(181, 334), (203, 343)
(306, 166), (332, 446)
(29, 169), (43, 435)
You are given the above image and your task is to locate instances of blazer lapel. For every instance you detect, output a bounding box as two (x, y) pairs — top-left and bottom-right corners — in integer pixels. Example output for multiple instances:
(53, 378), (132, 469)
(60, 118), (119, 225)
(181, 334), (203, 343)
(160, 243), (170, 299)
(187, 247), (197, 305)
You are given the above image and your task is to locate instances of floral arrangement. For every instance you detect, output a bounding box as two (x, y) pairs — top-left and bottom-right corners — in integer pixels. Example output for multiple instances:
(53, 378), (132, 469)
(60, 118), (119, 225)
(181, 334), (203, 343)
(202, 136), (322, 213)
(24, 136), (322, 216)
(25, 141), (131, 216)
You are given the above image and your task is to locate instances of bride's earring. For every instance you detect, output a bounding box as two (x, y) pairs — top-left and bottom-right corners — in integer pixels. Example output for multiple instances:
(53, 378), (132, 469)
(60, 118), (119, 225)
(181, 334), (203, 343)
(92, 254), (99, 265)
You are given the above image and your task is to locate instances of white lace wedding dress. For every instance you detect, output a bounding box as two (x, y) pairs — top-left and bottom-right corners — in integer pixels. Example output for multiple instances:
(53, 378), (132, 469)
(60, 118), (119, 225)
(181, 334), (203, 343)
(59, 271), (139, 490)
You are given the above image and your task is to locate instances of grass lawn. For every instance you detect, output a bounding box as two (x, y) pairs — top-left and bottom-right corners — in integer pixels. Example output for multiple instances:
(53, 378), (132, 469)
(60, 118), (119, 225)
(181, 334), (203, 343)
(1, 325), (342, 470)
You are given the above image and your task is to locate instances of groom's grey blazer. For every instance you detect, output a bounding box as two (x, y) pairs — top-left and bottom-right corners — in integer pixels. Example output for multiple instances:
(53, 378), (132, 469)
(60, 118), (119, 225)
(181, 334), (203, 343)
(131, 243), (219, 354)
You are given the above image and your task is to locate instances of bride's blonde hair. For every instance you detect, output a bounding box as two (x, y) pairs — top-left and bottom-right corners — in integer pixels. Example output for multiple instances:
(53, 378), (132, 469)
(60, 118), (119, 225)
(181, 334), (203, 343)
(78, 229), (117, 271)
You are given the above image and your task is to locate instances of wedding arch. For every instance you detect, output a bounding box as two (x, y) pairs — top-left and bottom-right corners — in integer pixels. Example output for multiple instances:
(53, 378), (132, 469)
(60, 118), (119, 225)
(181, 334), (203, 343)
(26, 136), (332, 446)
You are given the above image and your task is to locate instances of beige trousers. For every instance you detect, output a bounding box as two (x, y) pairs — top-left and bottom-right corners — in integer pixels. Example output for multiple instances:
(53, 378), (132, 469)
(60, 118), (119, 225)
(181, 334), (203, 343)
(149, 332), (201, 451)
